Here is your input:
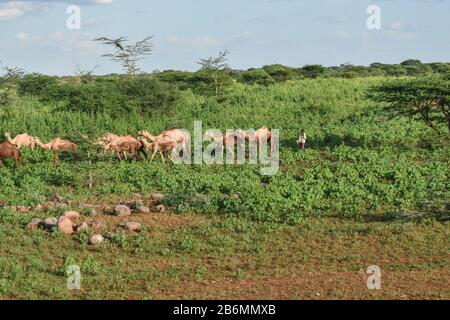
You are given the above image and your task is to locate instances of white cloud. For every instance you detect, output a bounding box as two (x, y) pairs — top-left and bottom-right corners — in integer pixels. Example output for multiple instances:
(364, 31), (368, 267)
(167, 35), (223, 47)
(15, 31), (43, 41)
(0, 1), (46, 21)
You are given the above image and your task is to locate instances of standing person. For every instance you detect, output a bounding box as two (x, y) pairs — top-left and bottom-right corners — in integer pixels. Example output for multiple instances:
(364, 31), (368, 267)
(297, 130), (307, 150)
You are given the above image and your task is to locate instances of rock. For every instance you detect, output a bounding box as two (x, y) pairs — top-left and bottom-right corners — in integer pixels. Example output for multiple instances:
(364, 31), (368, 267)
(35, 204), (44, 211)
(75, 222), (89, 233)
(43, 201), (56, 210)
(57, 216), (73, 235)
(16, 206), (29, 214)
(138, 206), (151, 214)
(89, 234), (104, 245)
(114, 205), (131, 217)
(131, 193), (143, 199)
(63, 211), (81, 221)
(156, 204), (165, 213)
(43, 217), (58, 229)
(151, 193), (165, 204)
(121, 222), (142, 232)
(26, 218), (42, 230)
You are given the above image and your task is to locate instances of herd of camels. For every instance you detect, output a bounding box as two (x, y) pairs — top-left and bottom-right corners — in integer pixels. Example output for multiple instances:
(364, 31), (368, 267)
(0, 126), (273, 168)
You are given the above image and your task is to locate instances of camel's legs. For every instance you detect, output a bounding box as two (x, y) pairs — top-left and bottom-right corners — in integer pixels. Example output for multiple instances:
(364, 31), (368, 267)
(159, 152), (165, 163)
(53, 151), (60, 166)
(150, 149), (158, 162)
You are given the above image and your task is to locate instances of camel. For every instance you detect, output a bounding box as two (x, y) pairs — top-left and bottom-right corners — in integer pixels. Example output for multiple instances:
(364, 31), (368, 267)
(103, 134), (147, 160)
(206, 130), (247, 157)
(0, 141), (25, 168)
(110, 140), (145, 162)
(139, 128), (190, 157)
(4, 132), (40, 151)
(36, 138), (78, 166)
(248, 126), (272, 148)
(138, 135), (178, 163)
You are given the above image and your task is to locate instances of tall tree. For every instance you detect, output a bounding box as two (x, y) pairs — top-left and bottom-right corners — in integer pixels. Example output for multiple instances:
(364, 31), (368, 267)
(197, 50), (232, 98)
(370, 75), (450, 133)
(94, 36), (153, 76)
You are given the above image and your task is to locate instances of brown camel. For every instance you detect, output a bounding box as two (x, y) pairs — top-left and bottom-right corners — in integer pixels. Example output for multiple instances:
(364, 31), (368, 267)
(110, 140), (145, 162)
(139, 128), (190, 157)
(248, 126), (272, 148)
(206, 130), (247, 157)
(4, 132), (39, 151)
(37, 138), (78, 165)
(0, 141), (25, 168)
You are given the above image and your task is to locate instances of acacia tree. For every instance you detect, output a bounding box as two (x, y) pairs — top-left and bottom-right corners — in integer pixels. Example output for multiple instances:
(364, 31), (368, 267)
(0, 63), (25, 109)
(370, 75), (450, 133)
(94, 36), (153, 76)
(197, 50), (233, 98)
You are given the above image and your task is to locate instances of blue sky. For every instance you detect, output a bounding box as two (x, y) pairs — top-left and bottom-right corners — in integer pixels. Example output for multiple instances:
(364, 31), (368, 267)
(0, 0), (449, 75)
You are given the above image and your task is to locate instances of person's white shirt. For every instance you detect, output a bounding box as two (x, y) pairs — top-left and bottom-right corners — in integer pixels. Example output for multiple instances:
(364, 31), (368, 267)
(297, 133), (307, 143)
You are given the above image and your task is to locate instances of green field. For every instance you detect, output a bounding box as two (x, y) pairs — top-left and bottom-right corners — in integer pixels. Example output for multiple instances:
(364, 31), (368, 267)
(0, 77), (449, 299)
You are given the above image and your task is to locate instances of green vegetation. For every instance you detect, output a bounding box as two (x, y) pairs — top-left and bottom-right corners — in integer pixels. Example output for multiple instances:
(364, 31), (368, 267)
(0, 65), (448, 299)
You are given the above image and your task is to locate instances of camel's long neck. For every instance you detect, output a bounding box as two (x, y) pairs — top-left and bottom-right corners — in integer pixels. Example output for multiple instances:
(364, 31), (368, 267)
(37, 140), (51, 150)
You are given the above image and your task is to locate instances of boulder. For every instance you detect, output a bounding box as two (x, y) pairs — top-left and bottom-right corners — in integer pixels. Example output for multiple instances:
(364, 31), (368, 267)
(114, 205), (131, 217)
(44, 217), (58, 229)
(89, 234), (104, 245)
(121, 222), (142, 232)
(16, 206), (29, 214)
(138, 206), (151, 214)
(75, 222), (89, 233)
(151, 193), (165, 204)
(63, 211), (81, 221)
(57, 216), (73, 235)
(26, 218), (42, 230)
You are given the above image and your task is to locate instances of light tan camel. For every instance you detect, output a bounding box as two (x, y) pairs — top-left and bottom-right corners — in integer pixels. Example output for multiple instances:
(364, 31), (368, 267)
(139, 128), (190, 156)
(0, 141), (25, 168)
(37, 138), (78, 166)
(4, 132), (40, 151)
(138, 135), (178, 163)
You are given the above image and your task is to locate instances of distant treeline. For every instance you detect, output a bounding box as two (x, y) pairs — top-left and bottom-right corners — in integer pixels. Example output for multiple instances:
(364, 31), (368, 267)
(154, 59), (450, 86)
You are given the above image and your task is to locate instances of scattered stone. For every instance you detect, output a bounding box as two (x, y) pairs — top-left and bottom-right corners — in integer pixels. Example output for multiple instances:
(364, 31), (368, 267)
(43, 202), (56, 210)
(89, 234), (104, 245)
(131, 193), (143, 199)
(43, 217), (58, 229)
(16, 206), (29, 214)
(138, 206), (151, 214)
(121, 222), (142, 232)
(63, 211), (81, 221)
(151, 193), (165, 204)
(57, 216), (73, 235)
(156, 204), (165, 213)
(75, 222), (89, 233)
(114, 205), (131, 217)
(35, 204), (44, 211)
(27, 218), (42, 230)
